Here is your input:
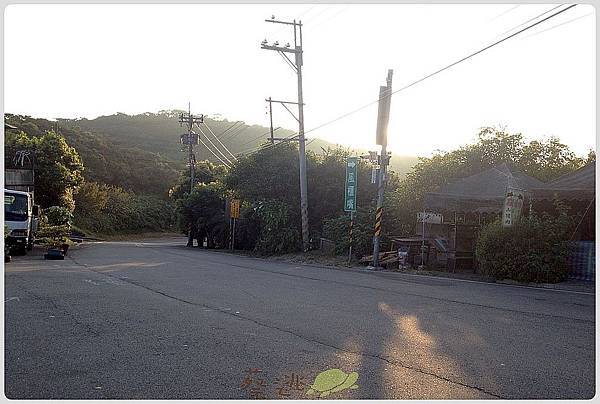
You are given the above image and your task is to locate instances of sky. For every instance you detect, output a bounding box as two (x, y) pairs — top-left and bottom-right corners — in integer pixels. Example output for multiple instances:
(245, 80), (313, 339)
(3, 3), (596, 157)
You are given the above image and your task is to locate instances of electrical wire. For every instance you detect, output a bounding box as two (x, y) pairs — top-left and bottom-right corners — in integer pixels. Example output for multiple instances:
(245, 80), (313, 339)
(238, 127), (282, 150)
(523, 10), (594, 39)
(252, 3), (578, 157)
(494, 4), (565, 39)
(192, 130), (232, 168)
(488, 4), (521, 22)
(216, 120), (241, 139)
(194, 125), (234, 166)
(221, 124), (249, 143)
(302, 4), (578, 138)
(202, 121), (238, 161)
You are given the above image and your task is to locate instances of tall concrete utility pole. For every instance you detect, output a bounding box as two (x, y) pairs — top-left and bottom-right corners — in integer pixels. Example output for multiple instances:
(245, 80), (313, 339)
(261, 17), (310, 252)
(267, 97), (274, 144)
(372, 70), (393, 268)
(178, 104), (204, 247)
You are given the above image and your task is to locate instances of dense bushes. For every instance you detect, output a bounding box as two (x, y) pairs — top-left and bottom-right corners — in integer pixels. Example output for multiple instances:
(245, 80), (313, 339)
(322, 207), (374, 258)
(175, 182), (229, 248)
(44, 206), (73, 226)
(475, 207), (574, 283)
(253, 200), (301, 255)
(74, 182), (174, 235)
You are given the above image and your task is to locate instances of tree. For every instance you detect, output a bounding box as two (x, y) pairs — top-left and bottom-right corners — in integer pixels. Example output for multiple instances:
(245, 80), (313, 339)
(5, 114), (180, 197)
(5, 130), (84, 210)
(169, 160), (228, 201)
(381, 126), (589, 242)
(176, 182), (228, 248)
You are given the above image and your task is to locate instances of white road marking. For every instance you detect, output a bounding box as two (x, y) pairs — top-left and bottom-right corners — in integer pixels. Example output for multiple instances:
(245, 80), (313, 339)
(4, 297), (20, 303)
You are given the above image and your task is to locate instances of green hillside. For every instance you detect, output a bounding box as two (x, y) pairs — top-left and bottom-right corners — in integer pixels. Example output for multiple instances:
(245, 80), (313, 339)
(5, 114), (179, 197)
(58, 111), (298, 164)
(58, 111), (418, 177)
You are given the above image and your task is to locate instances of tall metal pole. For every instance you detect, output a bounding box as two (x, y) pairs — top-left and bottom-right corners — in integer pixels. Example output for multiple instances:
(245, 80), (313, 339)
(295, 21), (309, 252)
(178, 105), (203, 248)
(348, 211), (354, 265)
(188, 103), (195, 193)
(372, 70), (393, 268)
(421, 211), (426, 267)
(261, 17), (310, 252)
(268, 97), (274, 144)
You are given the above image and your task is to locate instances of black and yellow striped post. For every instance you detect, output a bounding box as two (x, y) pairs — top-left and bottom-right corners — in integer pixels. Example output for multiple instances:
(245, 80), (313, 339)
(374, 207), (383, 237)
(372, 205), (384, 267)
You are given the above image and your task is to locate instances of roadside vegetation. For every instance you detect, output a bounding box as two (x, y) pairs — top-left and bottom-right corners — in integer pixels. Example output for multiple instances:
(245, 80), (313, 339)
(476, 202), (575, 283)
(4, 113), (594, 282)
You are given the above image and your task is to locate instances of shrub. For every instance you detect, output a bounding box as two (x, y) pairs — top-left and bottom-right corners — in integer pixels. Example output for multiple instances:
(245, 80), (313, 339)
(475, 209), (574, 283)
(44, 206), (73, 226)
(322, 207), (374, 258)
(73, 183), (174, 235)
(253, 199), (301, 255)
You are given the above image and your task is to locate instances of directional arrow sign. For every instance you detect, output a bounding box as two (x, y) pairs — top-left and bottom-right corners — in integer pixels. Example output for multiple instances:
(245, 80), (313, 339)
(344, 157), (358, 212)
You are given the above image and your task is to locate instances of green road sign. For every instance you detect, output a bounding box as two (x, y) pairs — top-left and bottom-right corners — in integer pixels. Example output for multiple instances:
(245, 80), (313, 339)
(344, 157), (358, 212)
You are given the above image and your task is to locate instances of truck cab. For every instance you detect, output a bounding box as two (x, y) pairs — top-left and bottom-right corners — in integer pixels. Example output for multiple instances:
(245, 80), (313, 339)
(4, 189), (39, 255)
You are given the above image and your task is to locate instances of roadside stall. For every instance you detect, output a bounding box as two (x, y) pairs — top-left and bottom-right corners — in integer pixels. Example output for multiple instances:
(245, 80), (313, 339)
(422, 163), (544, 270)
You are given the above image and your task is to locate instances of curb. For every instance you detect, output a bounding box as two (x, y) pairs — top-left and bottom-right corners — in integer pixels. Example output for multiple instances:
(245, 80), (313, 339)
(183, 247), (595, 295)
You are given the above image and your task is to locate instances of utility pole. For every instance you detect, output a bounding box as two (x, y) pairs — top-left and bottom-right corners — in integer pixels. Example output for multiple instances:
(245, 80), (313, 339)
(372, 69), (393, 269)
(261, 16), (310, 252)
(267, 97), (274, 144)
(178, 103), (204, 247)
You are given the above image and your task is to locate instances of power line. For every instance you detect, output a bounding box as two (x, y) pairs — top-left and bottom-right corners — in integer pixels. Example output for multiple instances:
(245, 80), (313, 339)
(221, 124), (249, 143)
(249, 4), (578, 157)
(195, 124), (234, 166)
(301, 4), (578, 138)
(494, 4), (565, 39)
(238, 127), (281, 150)
(202, 121), (238, 161)
(237, 131), (298, 157)
(192, 130), (232, 168)
(246, 133), (300, 155)
(216, 120), (241, 139)
(524, 10), (594, 39)
(488, 4), (521, 22)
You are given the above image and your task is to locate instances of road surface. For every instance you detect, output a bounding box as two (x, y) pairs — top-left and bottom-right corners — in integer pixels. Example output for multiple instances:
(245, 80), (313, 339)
(4, 238), (595, 399)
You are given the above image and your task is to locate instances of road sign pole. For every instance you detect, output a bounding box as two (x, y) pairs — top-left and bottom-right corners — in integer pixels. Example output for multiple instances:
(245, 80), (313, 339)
(372, 69), (393, 269)
(421, 211), (426, 269)
(232, 218), (236, 250)
(348, 210), (354, 265)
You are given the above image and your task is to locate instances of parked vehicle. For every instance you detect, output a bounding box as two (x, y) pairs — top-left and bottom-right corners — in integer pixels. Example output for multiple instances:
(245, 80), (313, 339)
(4, 189), (39, 255)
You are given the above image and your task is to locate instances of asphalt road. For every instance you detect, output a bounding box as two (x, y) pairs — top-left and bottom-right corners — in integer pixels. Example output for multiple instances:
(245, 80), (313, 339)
(4, 238), (595, 399)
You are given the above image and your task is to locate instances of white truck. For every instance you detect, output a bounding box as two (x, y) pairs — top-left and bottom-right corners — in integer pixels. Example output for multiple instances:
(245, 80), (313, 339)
(5, 167), (39, 255)
(4, 189), (39, 255)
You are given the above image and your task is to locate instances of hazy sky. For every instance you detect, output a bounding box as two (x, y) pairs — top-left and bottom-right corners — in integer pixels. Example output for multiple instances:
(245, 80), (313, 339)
(3, 3), (596, 157)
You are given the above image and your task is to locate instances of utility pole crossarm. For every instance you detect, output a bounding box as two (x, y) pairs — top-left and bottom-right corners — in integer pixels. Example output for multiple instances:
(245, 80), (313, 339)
(260, 44), (301, 54)
(265, 18), (301, 26)
(265, 99), (304, 106)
